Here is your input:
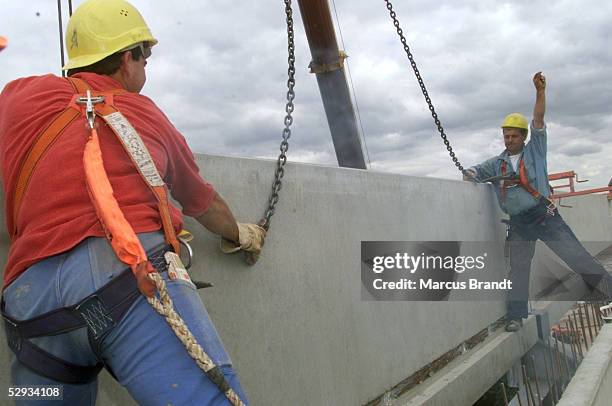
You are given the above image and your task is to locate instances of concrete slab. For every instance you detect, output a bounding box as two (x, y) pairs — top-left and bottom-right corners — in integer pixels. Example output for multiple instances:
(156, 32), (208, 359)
(0, 154), (610, 405)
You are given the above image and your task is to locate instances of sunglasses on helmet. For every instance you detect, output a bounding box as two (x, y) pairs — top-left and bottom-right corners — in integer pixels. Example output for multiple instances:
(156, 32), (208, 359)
(121, 41), (152, 60)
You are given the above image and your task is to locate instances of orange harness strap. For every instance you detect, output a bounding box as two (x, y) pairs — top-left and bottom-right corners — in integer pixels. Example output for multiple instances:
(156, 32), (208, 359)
(66, 77), (180, 255)
(11, 78), (90, 237)
(500, 158), (541, 202)
(91, 101), (178, 254)
(12, 76), (179, 259)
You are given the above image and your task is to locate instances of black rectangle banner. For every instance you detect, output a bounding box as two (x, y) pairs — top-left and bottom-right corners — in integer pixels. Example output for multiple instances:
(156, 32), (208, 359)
(361, 241), (610, 301)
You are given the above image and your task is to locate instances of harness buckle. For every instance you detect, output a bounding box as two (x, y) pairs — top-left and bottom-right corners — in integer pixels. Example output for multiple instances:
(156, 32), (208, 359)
(76, 91), (105, 130)
(74, 294), (116, 340)
(179, 238), (193, 270)
(545, 198), (557, 217)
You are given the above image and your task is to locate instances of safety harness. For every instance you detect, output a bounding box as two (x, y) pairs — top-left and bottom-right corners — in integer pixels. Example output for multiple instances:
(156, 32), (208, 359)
(500, 157), (556, 219)
(1, 247), (171, 384)
(500, 158), (542, 202)
(2, 76), (178, 382)
(2, 77), (244, 405)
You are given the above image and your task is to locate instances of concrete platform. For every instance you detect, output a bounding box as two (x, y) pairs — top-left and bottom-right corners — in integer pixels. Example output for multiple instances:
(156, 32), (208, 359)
(558, 324), (612, 406)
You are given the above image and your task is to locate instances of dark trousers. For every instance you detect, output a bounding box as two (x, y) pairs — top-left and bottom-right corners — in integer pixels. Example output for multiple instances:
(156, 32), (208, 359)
(506, 209), (611, 320)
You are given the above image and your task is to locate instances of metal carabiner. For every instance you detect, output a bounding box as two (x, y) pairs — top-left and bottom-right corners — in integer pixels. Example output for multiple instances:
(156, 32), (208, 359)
(75, 90), (105, 130)
(179, 238), (193, 270)
(501, 219), (511, 258)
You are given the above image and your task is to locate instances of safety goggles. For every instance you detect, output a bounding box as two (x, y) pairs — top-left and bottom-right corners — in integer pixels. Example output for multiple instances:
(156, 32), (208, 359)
(121, 41), (152, 60)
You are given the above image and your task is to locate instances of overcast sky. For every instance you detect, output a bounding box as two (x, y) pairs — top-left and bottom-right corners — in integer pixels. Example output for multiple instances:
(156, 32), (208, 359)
(1, 0), (611, 190)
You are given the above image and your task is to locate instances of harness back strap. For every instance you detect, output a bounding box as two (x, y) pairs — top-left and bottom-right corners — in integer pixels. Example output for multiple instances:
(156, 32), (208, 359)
(500, 158), (541, 202)
(101, 112), (180, 254)
(67, 77), (180, 254)
(11, 76), (179, 254)
(11, 78), (90, 237)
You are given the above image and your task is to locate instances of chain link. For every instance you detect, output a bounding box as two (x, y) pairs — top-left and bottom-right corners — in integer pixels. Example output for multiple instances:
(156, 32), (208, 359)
(259, 0), (296, 230)
(383, 0), (465, 173)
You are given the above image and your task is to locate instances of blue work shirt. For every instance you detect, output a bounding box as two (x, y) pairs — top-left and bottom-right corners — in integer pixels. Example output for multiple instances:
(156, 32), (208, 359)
(470, 124), (549, 216)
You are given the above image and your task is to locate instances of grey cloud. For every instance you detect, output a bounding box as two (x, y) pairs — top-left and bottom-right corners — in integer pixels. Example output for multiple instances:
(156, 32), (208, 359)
(1, 0), (611, 188)
(558, 142), (602, 157)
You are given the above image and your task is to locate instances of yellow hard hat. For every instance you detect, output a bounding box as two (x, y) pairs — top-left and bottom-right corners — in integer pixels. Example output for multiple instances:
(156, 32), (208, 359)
(501, 113), (529, 131)
(63, 0), (157, 70)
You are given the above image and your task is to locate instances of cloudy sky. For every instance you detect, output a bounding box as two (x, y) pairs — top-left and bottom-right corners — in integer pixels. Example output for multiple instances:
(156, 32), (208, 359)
(1, 0), (611, 189)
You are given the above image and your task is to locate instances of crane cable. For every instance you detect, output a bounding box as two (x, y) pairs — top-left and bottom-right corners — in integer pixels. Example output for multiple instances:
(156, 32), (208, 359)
(57, 0), (65, 76)
(57, 0), (74, 76)
(331, 0), (372, 168)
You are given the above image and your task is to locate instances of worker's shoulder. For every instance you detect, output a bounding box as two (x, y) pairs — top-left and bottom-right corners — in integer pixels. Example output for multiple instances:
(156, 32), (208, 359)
(479, 155), (502, 166)
(0, 75), (71, 119)
(114, 92), (169, 120)
(1, 74), (68, 96)
(115, 91), (156, 106)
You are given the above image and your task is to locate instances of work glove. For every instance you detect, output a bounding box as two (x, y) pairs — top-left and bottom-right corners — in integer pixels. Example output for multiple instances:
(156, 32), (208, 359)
(463, 169), (478, 182)
(220, 223), (266, 265)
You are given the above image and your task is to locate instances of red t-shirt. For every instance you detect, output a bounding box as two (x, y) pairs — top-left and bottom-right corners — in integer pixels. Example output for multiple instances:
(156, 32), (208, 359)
(0, 73), (216, 288)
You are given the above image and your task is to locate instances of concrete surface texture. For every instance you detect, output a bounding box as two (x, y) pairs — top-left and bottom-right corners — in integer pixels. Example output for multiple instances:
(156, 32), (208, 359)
(395, 314), (541, 406)
(0, 153), (610, 405)
(557, 324), (612, 406)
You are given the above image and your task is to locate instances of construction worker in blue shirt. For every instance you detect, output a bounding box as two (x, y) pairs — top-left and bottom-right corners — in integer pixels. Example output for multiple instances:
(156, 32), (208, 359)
(465, 72), (612, 332)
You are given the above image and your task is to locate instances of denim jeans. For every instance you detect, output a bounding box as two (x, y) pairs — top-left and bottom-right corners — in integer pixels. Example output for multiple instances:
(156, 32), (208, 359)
(2, 232), (248, 405)
(507, 210), (612, 320)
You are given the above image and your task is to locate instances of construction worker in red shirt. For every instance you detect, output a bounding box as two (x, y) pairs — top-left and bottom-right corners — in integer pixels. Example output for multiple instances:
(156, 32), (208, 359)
(0, 0), (263, 404)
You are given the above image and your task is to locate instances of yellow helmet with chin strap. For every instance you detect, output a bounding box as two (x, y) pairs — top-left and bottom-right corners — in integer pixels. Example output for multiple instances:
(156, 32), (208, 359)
(63, 0), (157, 70)
(501, 113), (529, 131)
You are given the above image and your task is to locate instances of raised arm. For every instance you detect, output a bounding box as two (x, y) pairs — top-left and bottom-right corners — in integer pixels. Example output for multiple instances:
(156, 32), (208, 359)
(532, 72), (546, 129)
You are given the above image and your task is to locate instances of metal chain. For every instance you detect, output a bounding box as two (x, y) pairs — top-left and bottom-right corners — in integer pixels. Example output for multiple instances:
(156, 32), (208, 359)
(383, 0), (465, 173)
(57, 0), (66, 76)
(260, 0), (296, 230)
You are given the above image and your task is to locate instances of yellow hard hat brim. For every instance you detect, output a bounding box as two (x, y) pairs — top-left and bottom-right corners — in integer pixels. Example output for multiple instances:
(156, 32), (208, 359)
(62, 38), (157, 70)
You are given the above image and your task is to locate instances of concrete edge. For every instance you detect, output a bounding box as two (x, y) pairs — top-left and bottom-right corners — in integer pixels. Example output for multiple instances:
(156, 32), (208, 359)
(392, 316), (539, 406)
(391, 300), (578, 406)
(557, 323), (612, 406)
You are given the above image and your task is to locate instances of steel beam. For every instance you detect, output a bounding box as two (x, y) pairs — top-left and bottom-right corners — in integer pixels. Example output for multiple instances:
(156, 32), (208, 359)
(296, 0), (367, 169)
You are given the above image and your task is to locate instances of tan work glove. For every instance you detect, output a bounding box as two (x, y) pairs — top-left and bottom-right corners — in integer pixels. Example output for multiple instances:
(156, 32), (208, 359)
(463, 169), (477, 182)
(220, 223), (266, 265)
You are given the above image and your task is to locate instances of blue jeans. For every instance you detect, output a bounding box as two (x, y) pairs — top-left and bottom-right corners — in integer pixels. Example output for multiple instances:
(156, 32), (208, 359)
(3, 232), (248, 405)
(507, 210), (612, 320)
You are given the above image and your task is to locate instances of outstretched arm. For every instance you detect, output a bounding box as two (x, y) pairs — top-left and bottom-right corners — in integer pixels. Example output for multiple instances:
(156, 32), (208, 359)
(196, 193), (266, 265)
(533, 72), (546, 129)
(196, 193), (239, 242)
